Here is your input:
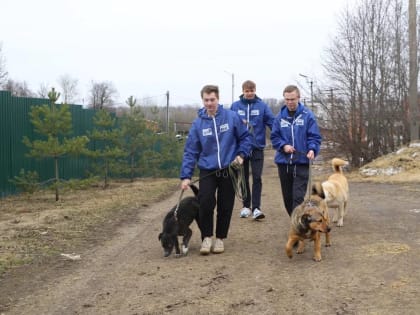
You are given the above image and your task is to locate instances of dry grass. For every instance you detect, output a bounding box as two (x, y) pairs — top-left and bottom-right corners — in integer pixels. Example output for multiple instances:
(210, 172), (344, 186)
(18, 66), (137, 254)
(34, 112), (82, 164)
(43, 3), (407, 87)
(362, 242), (410, 256)
(0, 178), (179, 274)
(350, 146), (420, 183)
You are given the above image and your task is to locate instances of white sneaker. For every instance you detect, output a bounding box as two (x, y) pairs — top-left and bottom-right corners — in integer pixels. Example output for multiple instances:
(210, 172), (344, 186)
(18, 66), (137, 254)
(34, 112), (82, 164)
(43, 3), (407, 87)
(200, 237), (212, 255)
(240, 207), (252, 218)
(212, 238), (224, 254)
(253, 208), (265, 220)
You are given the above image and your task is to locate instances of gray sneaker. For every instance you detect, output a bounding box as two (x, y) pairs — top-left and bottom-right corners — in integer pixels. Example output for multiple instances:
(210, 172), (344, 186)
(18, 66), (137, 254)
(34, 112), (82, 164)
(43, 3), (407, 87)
(240, 207), (252, 218)
(253, 208), (265, 220)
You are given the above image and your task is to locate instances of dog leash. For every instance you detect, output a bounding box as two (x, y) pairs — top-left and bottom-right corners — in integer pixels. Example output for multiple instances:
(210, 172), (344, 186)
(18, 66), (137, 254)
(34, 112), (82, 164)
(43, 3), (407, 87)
(305, 160), (313, 200)
(287, 150), (314, 200)
(174, 162), (247, 220)
(174, 169), (222, 221)
(173, 189), (185, 221)
(189, 161), (246, 201)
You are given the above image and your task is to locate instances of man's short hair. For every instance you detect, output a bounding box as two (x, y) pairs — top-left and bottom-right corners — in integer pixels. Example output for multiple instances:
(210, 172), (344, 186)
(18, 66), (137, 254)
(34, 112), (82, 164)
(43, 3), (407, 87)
(242, 80), (256, 91)
(283, 85), (300, 97)
(201, 85), (219, 99)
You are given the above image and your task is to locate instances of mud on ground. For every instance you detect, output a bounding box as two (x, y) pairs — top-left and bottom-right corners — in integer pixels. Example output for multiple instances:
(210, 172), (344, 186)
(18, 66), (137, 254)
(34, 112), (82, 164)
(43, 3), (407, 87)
(0, 150), (419, 315)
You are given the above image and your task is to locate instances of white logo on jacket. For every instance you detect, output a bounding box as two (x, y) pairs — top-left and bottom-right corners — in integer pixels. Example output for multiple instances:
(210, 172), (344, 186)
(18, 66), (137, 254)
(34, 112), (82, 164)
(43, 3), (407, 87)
(220, 123), (229, 133)
(295, 118), (304, 126)
(280, 119), (290, 128)
(202, 128), (212, 136)
(251, 109), (260, 116)
(238, 110), (246, 116)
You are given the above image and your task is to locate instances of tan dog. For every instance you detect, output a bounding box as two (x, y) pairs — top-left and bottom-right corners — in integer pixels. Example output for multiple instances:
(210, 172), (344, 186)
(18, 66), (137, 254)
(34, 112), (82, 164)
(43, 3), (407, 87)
(322, 158), (349, 227)
(285, 185), (331, 262)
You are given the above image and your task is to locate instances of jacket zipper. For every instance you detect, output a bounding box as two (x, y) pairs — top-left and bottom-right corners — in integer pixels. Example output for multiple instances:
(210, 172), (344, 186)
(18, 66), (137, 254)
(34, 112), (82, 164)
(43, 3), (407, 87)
(212, 117), (222, 169)
(290, 113), (302, 163)
(247, 104), (250, 129)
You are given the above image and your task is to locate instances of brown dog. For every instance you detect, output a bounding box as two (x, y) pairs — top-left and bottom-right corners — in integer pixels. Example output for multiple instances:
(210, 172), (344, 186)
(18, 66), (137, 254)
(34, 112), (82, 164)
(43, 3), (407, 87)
(322, 158), (349, 227)
(285, 184), (331, 262)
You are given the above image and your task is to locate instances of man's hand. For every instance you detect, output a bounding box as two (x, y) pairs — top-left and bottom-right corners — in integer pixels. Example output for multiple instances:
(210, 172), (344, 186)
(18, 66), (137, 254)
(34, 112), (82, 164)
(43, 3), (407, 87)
(180, 179), (191, 190)
(283, 145), (295, 154)
(234, 155), (244, 165)
(307, 150), (315, 160)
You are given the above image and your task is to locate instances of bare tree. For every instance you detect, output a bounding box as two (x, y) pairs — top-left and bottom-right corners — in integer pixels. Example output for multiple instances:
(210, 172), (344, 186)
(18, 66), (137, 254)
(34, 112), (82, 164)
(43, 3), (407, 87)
(4, 79), (34, 97)
(57, 74), (79, 104)
(37, 82), (50, 99)
(0, 43), (8, 87)
(262, 98), (281, 115)
(87, 80), (118, 110)
(321, 0), (410, 166)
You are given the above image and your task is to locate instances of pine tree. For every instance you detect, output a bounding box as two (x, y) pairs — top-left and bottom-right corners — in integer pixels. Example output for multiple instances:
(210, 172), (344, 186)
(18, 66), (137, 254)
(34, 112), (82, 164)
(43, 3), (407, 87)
(23, 88), (89, 201)
(86, 109), (126, 188)
(120, 96), (149, 181)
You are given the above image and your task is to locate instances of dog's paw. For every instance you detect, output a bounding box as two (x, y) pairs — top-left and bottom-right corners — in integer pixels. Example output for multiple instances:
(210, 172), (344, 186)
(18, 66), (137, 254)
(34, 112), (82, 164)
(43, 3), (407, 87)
(313, 256), (322, 262)
(296, 242), (305, 254)
(336, 219), (344, 227)
(325, 243), (332, 247)
(182, 245), (189, 255)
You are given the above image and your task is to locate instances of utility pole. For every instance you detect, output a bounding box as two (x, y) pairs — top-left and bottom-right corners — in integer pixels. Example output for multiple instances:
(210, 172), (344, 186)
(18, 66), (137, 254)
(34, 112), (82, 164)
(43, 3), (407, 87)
(166, 90), (169, 134)
(224, 70), (235, 104)
(326, 88), (334, 121)
(310, 80), (314, 113)
(409, 0), (419, 143)
(299, 73), (314, 113)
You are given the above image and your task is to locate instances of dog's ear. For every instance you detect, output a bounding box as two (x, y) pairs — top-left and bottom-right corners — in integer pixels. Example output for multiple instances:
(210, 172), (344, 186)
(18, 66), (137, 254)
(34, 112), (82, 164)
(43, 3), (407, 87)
(158, 233), (162, 240)
(189, 184), (199, 197)
(312, 182), (325, 199)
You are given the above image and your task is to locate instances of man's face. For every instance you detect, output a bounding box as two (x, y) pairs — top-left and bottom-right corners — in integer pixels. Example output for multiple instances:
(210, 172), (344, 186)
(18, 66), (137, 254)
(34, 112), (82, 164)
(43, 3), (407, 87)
(284, 90), (300, 111)
(202, 92), (219, 116)
(243, 88), (256, 100)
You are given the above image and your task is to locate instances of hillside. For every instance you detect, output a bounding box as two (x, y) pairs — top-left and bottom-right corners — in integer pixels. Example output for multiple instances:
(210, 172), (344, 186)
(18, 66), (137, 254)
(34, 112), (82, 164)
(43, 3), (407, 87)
(354, 144), (420, 183)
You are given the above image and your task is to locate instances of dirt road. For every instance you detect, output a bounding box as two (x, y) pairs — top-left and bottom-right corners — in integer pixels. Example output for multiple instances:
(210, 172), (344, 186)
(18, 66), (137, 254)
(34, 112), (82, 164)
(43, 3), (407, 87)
(2, 152), (420, 315)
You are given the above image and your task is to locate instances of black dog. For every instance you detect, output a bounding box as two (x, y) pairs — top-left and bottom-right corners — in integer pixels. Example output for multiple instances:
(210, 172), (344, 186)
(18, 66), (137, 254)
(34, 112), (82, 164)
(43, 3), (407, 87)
(158, 184), (200, 257)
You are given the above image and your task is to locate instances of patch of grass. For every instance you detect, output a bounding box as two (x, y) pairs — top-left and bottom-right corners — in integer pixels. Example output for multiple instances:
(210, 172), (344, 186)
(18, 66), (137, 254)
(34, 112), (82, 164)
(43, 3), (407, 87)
(363, 242), (410, 256)
(351, 147), (420, 183)
(0, 178), (179, 274)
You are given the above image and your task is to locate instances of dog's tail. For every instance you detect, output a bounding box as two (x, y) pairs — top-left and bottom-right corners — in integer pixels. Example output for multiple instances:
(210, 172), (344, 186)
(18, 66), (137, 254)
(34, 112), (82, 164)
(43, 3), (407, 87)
(331, 158), (348, 174)
(312, 182), (325, 199)
(189, 184), (199, 197)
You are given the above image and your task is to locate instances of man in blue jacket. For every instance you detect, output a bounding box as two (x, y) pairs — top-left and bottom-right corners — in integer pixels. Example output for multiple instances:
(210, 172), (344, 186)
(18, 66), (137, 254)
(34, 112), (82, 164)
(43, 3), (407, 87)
(270, 85), (322, 216)
(180, 85), (251, 255)
(231, 80), (274, 220)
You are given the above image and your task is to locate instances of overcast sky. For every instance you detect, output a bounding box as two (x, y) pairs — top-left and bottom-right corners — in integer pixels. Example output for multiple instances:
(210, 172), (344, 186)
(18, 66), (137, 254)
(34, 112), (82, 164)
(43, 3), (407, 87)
(0, 0), (353, 107)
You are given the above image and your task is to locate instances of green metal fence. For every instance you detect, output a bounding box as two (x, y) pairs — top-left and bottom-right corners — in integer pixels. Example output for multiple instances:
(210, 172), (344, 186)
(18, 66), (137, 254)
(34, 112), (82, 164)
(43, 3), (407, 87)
(0, 91), (96, 197)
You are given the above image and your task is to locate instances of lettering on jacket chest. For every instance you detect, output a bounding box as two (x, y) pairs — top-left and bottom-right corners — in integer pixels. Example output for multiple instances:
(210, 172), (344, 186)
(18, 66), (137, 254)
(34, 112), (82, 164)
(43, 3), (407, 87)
(202, 128), (213, 136)
(280, 118), (304, 128)
(295, 118), (304, 126)
(237, 109), (260, 116)
(220, 123), (229, 133)
(280, 119), (290, 128)
(202, 123), (230, 136)
(250, 109), (259, 116)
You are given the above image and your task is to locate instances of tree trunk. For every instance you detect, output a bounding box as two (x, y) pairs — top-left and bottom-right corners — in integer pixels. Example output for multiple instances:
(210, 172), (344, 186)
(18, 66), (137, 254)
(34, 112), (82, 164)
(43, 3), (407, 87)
(55, 157), (59, 201)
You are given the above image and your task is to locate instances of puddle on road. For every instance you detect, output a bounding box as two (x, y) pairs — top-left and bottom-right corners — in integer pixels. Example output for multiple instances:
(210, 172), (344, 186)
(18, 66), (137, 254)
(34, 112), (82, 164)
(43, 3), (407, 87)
(408, 209), (420, 213)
